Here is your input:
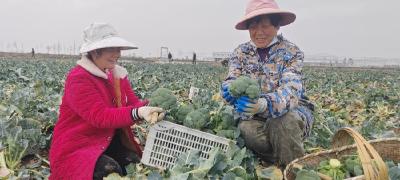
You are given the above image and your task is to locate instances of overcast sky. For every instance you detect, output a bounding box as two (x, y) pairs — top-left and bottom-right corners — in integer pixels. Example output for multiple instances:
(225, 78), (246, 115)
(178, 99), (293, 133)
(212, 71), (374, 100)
(1, 0), (399, 59)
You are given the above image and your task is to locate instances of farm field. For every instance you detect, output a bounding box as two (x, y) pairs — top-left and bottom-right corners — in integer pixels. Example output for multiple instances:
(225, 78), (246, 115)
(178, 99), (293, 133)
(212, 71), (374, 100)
(0, 58), (399, 179)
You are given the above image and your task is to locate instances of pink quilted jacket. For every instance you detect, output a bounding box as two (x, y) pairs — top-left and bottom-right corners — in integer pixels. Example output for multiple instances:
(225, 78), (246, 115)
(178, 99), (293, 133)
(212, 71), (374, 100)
(49, 59), (147, 179)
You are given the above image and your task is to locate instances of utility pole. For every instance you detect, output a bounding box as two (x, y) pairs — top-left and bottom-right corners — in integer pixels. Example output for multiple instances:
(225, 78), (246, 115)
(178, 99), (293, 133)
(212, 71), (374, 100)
(13, 42), (18, 52)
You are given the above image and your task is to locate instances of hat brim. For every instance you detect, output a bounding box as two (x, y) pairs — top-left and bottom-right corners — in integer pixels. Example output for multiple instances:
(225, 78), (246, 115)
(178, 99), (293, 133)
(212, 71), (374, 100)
(235, 8), (296, 30)
(80, 36), (138, 53)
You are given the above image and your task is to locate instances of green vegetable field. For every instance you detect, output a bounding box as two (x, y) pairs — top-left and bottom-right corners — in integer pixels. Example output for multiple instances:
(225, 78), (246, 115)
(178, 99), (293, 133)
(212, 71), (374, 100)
(0, 58), (399, 179)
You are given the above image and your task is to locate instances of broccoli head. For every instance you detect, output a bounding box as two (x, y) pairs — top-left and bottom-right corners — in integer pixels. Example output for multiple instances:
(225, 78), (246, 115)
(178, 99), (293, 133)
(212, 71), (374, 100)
(218, 106), (235, 129)
(149, 88), (177, 110)
(183, 108), (209, 130)
(229, 76), (260, 99)
(175, 104), (194, 124)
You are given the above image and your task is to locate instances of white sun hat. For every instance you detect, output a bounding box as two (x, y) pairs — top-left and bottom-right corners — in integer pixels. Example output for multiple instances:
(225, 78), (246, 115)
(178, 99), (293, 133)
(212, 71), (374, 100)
(79, 23), (138, 53)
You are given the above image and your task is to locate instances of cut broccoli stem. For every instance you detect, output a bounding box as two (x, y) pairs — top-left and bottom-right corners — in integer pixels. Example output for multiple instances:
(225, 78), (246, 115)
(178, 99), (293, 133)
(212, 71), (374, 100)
(0, 150), (11, 177)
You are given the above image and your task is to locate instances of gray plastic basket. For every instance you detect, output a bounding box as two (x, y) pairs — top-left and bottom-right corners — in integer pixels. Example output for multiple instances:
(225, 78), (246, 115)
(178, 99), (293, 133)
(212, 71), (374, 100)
(141, 121), (233, 169)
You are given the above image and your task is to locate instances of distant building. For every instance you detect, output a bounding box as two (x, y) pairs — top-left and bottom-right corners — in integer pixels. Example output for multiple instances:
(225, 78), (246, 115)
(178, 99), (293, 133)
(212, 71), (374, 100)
(212, 52), (230, 61)
(304, 55), (400, 67)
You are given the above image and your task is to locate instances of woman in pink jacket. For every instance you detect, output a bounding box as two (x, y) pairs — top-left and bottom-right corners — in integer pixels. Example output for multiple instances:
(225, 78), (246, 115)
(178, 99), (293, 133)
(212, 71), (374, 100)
(49, 23), (165, 179)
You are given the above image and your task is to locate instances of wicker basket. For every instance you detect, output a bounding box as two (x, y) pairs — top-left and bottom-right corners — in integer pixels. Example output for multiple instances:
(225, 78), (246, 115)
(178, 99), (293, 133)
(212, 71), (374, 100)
(284, 127), (400, 180)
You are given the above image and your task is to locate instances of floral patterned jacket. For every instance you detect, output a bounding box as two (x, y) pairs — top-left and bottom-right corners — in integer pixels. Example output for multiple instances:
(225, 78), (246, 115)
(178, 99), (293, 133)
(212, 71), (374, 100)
(222, 34), (314, 137)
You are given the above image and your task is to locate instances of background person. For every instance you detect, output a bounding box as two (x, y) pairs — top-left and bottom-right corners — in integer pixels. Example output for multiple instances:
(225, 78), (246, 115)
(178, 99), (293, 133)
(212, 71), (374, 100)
(192, 52), (196, 64)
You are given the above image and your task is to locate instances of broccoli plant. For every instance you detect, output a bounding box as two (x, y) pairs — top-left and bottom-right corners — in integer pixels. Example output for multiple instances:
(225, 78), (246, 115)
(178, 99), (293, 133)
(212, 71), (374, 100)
(389, 163), (400, 180)
(166, 142), (257, 179)
(343, 155), (363, 177)
(229, 76), (261, 99)
(317, 159), (345, 180)
(149, 88), (177, 110)
(183, 108), (210, 130)
(174, 104), (194, 124)
(217, 106), (236, 130)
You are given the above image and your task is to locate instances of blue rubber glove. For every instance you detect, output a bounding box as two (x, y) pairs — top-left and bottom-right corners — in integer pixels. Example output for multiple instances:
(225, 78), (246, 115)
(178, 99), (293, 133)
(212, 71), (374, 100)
(235, 96), (268, 116)
(221, 84), (237, 105)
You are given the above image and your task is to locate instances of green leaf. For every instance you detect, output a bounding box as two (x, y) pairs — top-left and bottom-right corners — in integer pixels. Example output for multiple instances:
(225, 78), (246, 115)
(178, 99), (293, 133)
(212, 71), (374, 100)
(171, 149), (201, 175)
(227, 166), (247, 178)
(169, 172), (191, 180)
(229, 147), (246, 168)
(389, 164), (400, 180)
(148, 171), (163, 180)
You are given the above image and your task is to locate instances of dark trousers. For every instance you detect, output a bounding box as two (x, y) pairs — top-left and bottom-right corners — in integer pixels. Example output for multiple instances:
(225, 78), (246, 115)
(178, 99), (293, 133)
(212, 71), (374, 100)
(238, 111), (305, 167)
(93, 133), (140, 180)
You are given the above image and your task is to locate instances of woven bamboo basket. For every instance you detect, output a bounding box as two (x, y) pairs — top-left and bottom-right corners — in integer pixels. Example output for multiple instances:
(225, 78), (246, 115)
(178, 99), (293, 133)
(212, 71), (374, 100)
(284, 127), (400, 180)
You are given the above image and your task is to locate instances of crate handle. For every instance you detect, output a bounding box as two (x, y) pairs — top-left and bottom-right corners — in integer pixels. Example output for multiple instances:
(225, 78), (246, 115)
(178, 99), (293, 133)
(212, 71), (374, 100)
(331, 127), (388, 180)
(151, 121), (175, 131)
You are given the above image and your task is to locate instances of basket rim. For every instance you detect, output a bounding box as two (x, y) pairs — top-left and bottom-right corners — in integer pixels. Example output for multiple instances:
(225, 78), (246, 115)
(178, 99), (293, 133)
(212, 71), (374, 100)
(283, 137), (400, 179)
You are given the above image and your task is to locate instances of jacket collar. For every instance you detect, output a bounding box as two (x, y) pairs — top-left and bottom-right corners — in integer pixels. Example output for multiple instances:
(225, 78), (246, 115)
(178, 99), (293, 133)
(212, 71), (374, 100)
(77, 55), (128, 79)
(249, 35), (279, 50)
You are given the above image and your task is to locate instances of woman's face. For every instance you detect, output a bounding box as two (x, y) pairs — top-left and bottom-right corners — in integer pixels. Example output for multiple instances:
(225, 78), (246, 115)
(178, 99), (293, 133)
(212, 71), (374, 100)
(90, 47), (121, 70)
(248, 16), (279, 48)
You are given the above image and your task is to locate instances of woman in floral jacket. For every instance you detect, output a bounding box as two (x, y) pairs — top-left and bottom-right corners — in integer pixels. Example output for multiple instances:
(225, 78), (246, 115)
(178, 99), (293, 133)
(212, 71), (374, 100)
(49, 23), (165, 179)
(221, 0), (314, 168)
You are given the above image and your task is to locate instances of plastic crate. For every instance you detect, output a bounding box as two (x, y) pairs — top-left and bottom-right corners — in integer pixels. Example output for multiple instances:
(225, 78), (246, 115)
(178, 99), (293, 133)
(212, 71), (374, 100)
(141, 121), (233, 169)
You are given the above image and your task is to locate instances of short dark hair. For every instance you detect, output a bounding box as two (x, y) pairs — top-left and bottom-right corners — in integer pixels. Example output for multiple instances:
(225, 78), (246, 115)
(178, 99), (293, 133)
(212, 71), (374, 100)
(247, 14), (282, 28)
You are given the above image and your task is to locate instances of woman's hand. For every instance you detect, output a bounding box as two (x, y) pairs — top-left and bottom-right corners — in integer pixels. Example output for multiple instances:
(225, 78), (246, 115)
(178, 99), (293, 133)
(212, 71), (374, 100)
(137, 106), (165, 124)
